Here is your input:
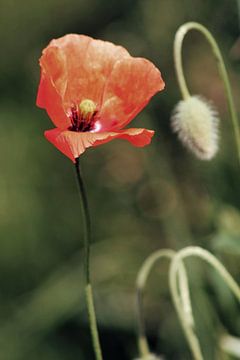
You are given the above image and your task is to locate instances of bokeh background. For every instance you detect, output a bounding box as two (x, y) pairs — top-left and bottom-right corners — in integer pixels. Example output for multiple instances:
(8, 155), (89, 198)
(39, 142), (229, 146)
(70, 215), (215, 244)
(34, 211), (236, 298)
(1, 0), (240, 359)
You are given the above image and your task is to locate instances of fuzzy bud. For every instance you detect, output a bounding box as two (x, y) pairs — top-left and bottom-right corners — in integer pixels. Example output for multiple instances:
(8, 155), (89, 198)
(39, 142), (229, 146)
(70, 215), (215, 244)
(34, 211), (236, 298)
(171, 95), (219, 160)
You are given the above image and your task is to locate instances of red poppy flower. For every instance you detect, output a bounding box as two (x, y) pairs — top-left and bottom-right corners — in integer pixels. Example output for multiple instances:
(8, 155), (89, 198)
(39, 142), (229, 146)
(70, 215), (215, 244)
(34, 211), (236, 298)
(36, 34), (165, 162)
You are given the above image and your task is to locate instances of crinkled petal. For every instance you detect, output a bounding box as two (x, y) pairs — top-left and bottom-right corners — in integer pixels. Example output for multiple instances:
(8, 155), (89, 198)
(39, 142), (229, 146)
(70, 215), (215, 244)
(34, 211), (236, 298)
(37, 34), (165, 132)
(36, 70), (71, 129)
(99, 57), (165, 130)
(37, 34), (130, 123)
(61, 36), (130, 107)
(44, 128), (154, 162)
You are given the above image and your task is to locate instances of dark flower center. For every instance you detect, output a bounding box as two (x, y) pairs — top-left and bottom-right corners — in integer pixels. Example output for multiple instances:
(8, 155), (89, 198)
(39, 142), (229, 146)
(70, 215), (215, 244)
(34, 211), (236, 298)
(68, 99), (97, 132)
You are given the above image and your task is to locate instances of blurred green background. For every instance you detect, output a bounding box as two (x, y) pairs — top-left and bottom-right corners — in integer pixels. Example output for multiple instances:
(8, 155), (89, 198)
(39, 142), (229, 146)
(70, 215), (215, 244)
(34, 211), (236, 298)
(0, 0), (240, 359)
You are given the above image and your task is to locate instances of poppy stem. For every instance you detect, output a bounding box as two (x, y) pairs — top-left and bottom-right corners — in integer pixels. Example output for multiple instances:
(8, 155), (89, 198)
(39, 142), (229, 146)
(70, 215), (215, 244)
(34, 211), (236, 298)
(135, 249), (193, 358)
(169, 246), (240, 360)
(74, 158), (103, 360)
(174, 22), (240, 166)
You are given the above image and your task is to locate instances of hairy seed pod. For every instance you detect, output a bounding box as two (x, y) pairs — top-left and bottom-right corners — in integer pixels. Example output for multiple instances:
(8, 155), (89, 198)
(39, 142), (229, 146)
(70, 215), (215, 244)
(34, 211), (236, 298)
(171, 96), (219, 160)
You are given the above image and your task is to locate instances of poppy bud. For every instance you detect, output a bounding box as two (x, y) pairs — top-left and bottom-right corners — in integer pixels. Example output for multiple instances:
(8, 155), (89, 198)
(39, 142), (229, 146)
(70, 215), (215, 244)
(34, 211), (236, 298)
(171, 95), (219, 160)
(79, 99), (97, 121)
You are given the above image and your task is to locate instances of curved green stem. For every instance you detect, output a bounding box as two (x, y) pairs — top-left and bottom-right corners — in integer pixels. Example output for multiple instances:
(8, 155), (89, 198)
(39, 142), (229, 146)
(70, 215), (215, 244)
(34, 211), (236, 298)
(220, 333), (240, 358)
(75, 158), (103, 360)
(174, 21), (240, 165)
(169, 246), (240, 360)
(136, 249), (193, 357)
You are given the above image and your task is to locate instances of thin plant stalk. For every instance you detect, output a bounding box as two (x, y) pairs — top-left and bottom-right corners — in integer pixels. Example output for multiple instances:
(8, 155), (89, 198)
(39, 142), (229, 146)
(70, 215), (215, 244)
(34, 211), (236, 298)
(174, 21), (240, 165)
(220, 333), (240, 358)
(136, 249), (193, 357)
(169, 246), (240, 360)
(237, 0), (240, 29)
(75, 157), (103, 360)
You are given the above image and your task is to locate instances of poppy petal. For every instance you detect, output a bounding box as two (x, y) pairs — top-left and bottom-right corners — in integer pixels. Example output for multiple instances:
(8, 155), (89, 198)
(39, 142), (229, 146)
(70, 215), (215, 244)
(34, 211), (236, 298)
(99, 57), (165, 131)
(61, 36), (130, 108)
(36, 70), (71, 129)
(44, 128), (154, 162)
(38, 34), (130, 115)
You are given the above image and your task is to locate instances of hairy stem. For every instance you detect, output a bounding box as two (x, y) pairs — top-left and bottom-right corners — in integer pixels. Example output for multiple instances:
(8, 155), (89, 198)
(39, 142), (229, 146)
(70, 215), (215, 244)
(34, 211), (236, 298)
(136, 249), (193, 357)
(75, 158), (103, 360)
(169, 246), (240, 360)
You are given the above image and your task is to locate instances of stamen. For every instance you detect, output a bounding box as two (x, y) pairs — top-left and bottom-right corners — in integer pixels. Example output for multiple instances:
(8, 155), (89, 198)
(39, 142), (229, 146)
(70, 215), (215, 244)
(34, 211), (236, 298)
(68, 99), (97, 132)
(79, 99), (97, 122)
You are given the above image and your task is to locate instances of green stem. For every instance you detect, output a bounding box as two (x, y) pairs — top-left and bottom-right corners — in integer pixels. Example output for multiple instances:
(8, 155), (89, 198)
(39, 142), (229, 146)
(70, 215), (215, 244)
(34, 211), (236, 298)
(169, 246), (240, 360)
(136, 249), (193, 357)
(220, 333), (240, 358)
(237, 0), (240, 29)
(174, 21), (240, 165)
(75, 158), (103, 360)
